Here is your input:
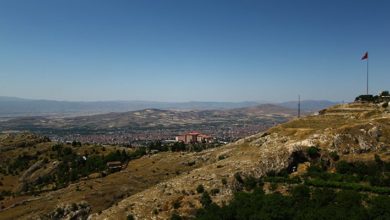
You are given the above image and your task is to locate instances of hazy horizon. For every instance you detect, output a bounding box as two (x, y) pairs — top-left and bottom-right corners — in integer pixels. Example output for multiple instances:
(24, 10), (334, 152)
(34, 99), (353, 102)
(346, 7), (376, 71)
(0, 95), (343, 104)
(1, 0), (389, 102)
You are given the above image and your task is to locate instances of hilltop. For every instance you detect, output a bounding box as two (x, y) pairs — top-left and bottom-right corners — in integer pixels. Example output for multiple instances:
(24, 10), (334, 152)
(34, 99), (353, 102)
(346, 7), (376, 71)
(0, 102), (389, 219)
(93, 102), (390, 219)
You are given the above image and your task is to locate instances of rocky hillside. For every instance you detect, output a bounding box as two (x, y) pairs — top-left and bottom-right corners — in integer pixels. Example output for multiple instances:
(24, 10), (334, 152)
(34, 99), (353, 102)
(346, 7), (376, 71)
(92, 102), (390, 219)
(0, 102), (389, 220)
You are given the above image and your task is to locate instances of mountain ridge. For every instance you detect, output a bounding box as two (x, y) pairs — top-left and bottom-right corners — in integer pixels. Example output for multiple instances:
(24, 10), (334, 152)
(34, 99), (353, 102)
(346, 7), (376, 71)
(0, 96), (338, 118)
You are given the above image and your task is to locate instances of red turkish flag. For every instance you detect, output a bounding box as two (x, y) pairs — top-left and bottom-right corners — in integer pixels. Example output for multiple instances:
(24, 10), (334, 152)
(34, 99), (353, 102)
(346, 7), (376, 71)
(361, 52), (368, 60)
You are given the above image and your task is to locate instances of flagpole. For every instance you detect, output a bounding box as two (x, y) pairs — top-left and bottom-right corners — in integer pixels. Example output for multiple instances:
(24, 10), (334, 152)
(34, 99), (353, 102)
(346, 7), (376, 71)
(366, 55), (369, 95)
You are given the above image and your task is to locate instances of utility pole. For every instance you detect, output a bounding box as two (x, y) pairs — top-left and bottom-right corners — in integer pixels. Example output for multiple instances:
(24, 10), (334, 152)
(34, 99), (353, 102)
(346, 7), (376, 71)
(298, 95), (301, 118)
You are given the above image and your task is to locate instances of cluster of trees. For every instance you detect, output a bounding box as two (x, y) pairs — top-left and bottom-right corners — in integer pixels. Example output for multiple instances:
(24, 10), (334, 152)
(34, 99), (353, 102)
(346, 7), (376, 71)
(306, 154), (390, 188)
(147, 141), (220, 153)
(7, 154), (37, 175)
(27, 144), (147, 191)
(195, 186), (390, 220)
(0, 190), (12, 201)
(190, 155), (390, 220)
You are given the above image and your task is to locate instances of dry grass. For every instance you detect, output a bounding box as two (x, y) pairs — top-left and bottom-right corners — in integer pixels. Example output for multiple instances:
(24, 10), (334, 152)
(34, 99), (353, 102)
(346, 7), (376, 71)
(0, 151), (210, 219)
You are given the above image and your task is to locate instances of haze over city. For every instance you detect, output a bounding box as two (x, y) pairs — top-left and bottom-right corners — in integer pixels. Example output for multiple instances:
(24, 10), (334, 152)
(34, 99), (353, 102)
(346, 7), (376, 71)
(0, 0), (389, 102)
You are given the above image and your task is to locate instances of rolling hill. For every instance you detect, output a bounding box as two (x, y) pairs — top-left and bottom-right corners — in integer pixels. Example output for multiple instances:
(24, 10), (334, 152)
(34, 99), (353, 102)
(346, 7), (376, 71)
(0, 104), (297, 143)
(0, 96), (337, 118)
(0, 101), (389, 219)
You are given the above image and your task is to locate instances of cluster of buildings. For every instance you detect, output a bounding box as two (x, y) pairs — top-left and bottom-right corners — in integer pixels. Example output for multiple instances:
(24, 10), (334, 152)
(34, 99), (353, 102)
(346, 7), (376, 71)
(175, 131), (213, 144)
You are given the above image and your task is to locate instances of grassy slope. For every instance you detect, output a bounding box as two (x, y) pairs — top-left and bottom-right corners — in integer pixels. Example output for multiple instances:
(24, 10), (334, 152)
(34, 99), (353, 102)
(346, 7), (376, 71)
(0, 147), (213, 220)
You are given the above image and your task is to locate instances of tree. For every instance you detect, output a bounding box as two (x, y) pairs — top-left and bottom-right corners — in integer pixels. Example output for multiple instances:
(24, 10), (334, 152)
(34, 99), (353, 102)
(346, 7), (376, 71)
(200, 191), (212, 208)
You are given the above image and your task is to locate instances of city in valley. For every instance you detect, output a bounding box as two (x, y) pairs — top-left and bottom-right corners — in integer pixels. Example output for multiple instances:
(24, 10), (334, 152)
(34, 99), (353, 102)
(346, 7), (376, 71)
(0, 103), (301, 146)
(1, 1), (389, 220)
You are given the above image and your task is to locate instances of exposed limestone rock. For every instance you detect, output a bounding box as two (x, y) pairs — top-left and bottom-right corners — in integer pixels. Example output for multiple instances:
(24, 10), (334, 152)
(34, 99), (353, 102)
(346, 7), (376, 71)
(19, 160), (46, 182)
(43, 201), (91, 220)
(18, 160), (60, 192)
(368, 126), (381, 140)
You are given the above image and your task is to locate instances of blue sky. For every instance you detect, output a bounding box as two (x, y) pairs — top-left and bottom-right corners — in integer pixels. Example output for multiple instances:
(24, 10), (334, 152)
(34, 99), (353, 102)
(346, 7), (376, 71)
(0, 0), (389, 102)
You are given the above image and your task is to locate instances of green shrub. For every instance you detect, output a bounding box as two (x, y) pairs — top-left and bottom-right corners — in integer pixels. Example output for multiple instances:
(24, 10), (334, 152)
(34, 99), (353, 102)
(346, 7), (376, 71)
(336, 161), (353, 174)
(368, 195), (390, 219)
(329, 151), (340, 161)
(170, 213), (182, 220)
(270, 182), (278, 191)
(234, 173), (244, 184)
(173, 200), (181, 209)
(291, 185), (310, 201)
(306, 146), (320, 158)
(210, 188), (220, 196)
(196, 184), (205, 194)
(243, 176), (258, 190)
(200, 191), (212, 207)
(218, 155), (226, 160)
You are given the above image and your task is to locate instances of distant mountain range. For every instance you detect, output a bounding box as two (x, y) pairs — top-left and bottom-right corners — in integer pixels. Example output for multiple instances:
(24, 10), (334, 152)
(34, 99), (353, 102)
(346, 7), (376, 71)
(278, 100), (340, 111)
(0, 96), (340, 118)
(0, 104), (296, 131)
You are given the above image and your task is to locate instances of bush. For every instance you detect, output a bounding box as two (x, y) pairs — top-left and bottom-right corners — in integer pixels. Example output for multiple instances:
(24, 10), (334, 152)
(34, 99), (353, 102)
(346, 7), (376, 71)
(311, 188), (336, 207)
(173, 200), (181, 209)
(170, 213), (182, 220)
(210, 188), (220, 196)
(243, 176), (258, 190)
(329, 151), (340, 161)
(187, 161), (196, 166)
(336, 161), (353, 174)
(291, 185), (310, 201)
(234, 173), (244, 184)
(306, 146), (320, 158)
(270, 182), (278, 191)
(196, 184), (205, 194)
(375, 154), (384, 167)
(200, 191), (212, 207)
(368, 195), (390, 219)
(71, 141), (82, 147)
(218, 155), (226, 160)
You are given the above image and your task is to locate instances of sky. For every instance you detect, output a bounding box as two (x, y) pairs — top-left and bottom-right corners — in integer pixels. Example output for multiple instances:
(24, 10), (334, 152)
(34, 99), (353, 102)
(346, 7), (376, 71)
(0, 0), (389, 102)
